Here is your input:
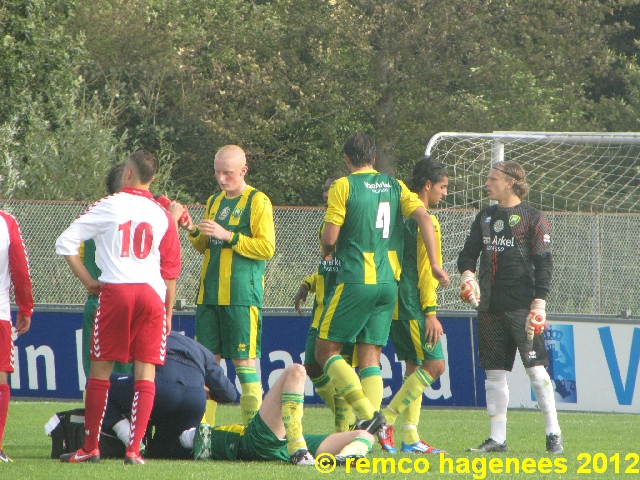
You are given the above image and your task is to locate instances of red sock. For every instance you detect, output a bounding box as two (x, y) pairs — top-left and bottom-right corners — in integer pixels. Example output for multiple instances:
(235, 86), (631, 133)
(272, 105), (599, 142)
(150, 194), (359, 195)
(0, 383), (9, 446)
(126, 380), (155, 456)
(82, 378), (110, 452)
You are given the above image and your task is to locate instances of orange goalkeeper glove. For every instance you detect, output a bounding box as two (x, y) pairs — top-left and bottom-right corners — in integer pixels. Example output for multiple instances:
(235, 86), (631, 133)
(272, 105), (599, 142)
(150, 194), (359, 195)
(526, 299), (546, 340)
(459, 270), (480, 308)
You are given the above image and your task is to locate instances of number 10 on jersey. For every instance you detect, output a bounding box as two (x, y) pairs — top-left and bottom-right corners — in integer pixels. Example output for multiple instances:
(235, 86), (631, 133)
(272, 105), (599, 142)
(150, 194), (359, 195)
(119, 221), (153, 259)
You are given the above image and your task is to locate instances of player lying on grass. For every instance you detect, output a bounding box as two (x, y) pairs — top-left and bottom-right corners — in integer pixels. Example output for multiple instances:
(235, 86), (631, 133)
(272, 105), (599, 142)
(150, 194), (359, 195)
(180, 363), (374, 466)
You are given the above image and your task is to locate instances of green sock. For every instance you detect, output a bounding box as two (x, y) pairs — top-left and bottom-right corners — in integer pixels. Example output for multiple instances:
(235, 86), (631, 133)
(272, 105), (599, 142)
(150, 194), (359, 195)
(237, 366), (262, 425)
(383, 369), (433, 425)
(360, 366), (383, 411)
(325, 355), (375, 421)
(339, 435), (374, 457)
(312, 373), (336, 412)
(282, 392), (307, 454)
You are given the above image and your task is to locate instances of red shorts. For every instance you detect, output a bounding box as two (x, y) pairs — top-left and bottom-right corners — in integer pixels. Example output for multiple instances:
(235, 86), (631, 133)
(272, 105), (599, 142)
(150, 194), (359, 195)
(0, 320), (14, 373)
(92, 284), (167, 365)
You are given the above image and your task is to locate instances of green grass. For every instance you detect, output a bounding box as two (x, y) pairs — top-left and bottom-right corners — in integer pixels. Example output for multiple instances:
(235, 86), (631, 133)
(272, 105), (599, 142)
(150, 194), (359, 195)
(1, 401), (638, 479)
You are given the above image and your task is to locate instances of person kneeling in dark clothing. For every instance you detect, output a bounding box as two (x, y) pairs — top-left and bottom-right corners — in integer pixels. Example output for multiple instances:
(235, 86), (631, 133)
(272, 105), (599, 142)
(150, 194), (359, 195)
(102, 331), (237, 459)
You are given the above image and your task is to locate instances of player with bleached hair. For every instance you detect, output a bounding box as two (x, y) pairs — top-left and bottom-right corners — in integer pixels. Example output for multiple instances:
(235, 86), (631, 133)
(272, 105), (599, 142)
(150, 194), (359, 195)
(457, 160), (562, 454)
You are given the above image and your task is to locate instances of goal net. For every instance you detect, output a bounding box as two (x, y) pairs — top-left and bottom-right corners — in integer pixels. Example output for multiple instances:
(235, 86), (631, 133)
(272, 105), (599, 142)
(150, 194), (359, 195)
(426, 132), (640, 315)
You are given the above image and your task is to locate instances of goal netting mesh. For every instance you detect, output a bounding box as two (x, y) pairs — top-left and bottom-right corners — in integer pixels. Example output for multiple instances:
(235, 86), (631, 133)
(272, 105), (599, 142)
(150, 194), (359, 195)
(426, 132), (640, 315)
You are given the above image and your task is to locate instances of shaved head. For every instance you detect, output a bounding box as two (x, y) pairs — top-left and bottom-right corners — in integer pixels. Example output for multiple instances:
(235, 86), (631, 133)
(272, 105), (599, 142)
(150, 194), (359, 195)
(214, 145), (248, 197)
(215, 145), (246, 168)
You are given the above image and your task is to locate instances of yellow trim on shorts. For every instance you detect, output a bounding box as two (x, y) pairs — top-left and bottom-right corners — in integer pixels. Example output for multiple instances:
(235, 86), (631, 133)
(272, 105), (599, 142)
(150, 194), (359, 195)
(214, 424), (247, 435)
(319, 283), (344, 339)
(311, 275), (325, 329)
(409, 319), (424, 361)
(249, 306), (259, 358)
(363, 252), (376, 284)
(218, 248), (233, 305)
(388, 250), (401, 282)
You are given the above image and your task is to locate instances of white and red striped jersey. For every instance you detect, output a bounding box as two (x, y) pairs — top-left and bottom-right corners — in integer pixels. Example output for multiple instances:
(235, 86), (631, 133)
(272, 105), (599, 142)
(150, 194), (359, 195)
(0, 211), (33, 321)
(55, 187), (181, 301)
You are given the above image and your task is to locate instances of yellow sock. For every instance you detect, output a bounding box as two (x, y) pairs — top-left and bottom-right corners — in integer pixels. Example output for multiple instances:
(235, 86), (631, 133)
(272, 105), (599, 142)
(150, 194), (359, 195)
(339, 435), (373, 457)
(237, 366), (262, 425)
(402, 393), (421, 444)
(403, 423), (420, 445)
(384, 369), (433, 425)
(360, 366), (383, 411)
(325, 355), (375, 421)
(312, 373), (336, 412)
(203, 399), (217, 425)
(281, 392), (307, 454)
(334, 395), (351, 432)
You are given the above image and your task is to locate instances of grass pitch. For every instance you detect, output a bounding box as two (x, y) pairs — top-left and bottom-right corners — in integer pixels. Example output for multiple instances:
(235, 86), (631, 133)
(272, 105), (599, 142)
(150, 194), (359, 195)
(1, 401), (637, 479)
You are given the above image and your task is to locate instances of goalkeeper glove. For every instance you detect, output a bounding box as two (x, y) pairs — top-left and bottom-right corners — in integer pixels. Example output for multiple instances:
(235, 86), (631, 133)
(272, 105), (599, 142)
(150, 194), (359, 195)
(459, 270), (480, 308)
(526, 299), (546, 340)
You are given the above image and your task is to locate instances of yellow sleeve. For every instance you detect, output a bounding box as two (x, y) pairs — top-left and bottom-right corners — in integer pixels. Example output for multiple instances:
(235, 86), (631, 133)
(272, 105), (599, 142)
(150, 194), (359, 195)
(324, 177), (350, 226)
(231, 192), (276, 260)
(303, 272), (318, 293)
(398, 179), (425, 219)
(188, 195), (214, 254)
(416, 214), (442, 315)
(78, 242), (85, 263)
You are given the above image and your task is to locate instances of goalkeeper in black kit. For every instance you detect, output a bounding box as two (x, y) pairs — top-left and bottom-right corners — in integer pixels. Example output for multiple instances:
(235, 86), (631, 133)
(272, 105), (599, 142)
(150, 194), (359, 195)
(457, 160), (563, 455)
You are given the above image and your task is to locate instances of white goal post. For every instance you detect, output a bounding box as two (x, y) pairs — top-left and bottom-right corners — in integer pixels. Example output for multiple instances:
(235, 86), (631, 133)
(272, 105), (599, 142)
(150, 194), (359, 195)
(424, 131), (640, 315)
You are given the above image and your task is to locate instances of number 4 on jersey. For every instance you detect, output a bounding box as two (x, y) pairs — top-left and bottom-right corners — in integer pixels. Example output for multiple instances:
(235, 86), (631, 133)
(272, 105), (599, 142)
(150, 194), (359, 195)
(376, 202), (390, 238)
(119, 221), (153, 259)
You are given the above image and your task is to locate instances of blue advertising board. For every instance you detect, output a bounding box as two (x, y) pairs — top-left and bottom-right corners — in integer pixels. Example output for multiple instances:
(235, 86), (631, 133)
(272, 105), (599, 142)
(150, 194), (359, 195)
(9, 309), (479, 407)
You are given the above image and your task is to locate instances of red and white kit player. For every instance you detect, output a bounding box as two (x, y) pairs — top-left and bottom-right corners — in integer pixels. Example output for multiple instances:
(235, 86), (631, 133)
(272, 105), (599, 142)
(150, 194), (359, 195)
(56, 151), (181, 465)
(0, 211), (33, 463)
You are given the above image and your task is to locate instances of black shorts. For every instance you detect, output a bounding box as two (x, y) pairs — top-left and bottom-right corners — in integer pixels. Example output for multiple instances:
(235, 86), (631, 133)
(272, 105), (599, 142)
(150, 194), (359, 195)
(477, 309), (548, 371)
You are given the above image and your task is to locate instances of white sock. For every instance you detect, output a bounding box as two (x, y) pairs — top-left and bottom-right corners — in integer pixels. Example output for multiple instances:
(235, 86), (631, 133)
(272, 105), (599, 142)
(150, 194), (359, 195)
(526, 366), (561, 435)
(180, 427), (196, 449)
(113, 418), (131, 446)
(485, 370), (509, 444)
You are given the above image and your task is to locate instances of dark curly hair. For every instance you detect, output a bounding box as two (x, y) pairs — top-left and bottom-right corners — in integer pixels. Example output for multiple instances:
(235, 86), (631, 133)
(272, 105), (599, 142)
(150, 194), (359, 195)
(408, 156), (449, 194)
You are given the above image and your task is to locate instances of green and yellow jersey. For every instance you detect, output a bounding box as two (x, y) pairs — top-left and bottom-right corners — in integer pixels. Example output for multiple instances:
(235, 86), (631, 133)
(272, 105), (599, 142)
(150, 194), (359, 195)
(324, 170), (423, 285)
(304, 225), (342, 329)
(395, 213), (442, 320)
(189, 186), (275, 306)
(79, 239), (101, 296)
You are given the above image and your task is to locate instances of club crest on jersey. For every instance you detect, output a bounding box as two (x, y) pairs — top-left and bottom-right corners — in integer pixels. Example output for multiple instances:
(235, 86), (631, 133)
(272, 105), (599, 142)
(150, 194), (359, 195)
(231, 207), (244, 220)
(493, 220), (504, 232)
(218, 206), (231, 221)
(509, 215), (521, 227)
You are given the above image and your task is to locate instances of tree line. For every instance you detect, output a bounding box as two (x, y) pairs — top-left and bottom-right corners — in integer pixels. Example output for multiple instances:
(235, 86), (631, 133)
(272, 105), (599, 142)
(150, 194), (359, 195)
(2, 0), (640, 205)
